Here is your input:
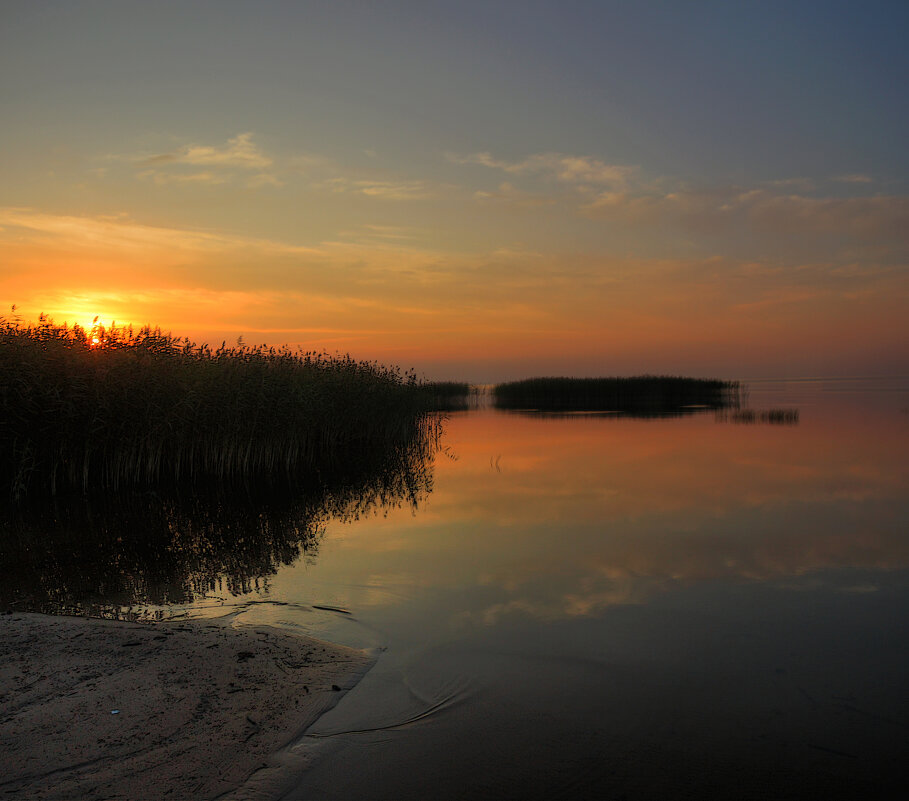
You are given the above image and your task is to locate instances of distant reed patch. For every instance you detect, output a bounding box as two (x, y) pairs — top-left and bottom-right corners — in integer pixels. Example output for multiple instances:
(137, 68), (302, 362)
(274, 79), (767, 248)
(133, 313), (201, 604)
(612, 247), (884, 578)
(0, 310), (445, 498)
(492, 376), (742, 415)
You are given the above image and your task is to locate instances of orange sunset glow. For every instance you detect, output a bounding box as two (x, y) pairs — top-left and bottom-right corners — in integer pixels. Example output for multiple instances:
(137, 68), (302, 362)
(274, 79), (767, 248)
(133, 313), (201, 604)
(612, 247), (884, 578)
(2, 4), (907, 382)
(4, 6), (909, 797)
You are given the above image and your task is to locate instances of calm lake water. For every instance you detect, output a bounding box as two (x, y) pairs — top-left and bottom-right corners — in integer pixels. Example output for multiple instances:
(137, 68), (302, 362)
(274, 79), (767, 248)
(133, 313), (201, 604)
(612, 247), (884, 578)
(8, 377), (909, 799)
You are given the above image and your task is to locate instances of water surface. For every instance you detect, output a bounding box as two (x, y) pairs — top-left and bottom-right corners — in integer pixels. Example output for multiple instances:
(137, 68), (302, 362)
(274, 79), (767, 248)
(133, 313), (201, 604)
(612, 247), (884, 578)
(254, 378), (909, 799)
(5, 378), (909, 799)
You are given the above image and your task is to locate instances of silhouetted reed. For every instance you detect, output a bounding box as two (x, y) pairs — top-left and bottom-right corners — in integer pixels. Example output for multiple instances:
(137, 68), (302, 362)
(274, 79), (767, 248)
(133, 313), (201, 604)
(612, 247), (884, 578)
(493, 376), (742, 414)
(1, 311), (444, 498)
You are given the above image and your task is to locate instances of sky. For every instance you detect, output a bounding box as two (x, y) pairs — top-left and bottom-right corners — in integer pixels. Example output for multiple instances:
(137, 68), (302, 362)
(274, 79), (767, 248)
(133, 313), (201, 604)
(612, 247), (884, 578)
(1, 0), (907, 381)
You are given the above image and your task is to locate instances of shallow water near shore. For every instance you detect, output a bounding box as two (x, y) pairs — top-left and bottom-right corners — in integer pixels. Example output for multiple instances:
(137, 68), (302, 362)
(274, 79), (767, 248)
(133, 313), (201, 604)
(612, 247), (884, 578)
(6, 377), (909, 798)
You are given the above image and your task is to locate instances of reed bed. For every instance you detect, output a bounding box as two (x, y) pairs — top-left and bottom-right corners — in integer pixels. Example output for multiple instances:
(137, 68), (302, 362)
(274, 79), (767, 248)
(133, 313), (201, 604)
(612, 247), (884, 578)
(493, 376), (742, 414)
(0, 311), (443, 498)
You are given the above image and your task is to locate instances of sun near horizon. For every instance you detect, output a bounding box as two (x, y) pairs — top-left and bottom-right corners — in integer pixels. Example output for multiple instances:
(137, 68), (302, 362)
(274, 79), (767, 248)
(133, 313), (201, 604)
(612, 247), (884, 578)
(2, 2), (907, 383)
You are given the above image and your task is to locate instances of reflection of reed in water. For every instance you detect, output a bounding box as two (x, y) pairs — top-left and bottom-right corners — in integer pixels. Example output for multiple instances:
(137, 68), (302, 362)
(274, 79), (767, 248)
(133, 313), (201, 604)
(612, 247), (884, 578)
(0, 417), (441, 614)
(499, 408), (718, 420)
(715, 408), (800, 425)
(418, 381), (473, 411)
(493, 376), (742, 415)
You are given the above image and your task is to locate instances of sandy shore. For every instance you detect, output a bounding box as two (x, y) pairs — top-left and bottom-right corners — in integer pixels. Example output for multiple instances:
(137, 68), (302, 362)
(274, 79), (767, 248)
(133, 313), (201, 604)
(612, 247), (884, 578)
(0, 612), (373, 800)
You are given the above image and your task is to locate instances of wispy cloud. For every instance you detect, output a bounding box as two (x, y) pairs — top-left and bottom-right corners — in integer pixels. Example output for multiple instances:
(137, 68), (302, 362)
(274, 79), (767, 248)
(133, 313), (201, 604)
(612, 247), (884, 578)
(122, 133), (281, 188)
(0, 207), (608, 307)
(447, 150), (636, 189)
(140, 132), (272, 170)
(763, 177), (816, 192)
(246, 173), (285, 188)
(290, 152), (442, 200)
(447, 149), (905, 253)
(109, 140), (433, 198)
(3, 207), (906, 374)
(474, 182), (554, 207)
(832, 173), (873, 184)
(0, 206), (317, 255)
(582, 186), (909, 245)
(360, 224), (418, 241)
(332, 224), (423, 247)
(137, 170), (230, 186)
(320, 177), (433, 200)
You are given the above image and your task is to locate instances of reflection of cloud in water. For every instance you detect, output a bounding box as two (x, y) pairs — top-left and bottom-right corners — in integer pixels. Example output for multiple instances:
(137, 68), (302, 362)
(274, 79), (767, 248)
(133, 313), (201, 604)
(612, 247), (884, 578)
(454, 499), (909, 625)
(465, 564), (902, 629)
(324, 407), (909, 625)
(469, 581), (651, 627)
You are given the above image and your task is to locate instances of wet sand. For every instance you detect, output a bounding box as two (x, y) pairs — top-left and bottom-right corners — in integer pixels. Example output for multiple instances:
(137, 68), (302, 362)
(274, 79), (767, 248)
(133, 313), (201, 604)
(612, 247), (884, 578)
(0, 613), (372, 800)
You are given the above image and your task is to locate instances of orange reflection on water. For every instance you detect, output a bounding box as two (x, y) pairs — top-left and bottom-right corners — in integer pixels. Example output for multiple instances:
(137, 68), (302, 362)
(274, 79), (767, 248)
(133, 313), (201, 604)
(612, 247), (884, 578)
(293, 398), (909, 621)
